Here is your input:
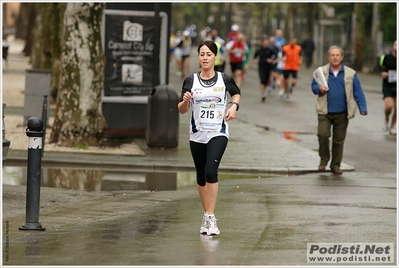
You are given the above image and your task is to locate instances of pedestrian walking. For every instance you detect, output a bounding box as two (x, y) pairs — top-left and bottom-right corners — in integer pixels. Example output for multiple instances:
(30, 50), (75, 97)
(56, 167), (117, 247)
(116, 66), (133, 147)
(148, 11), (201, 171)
(225, 32), (248, 88)
(273, 29), (287, 97)
(253, 37), (276, 102)
(311, 45), (368, 175)
(177, 40), (241, 236)
(282, 37), (302, 100)
(301, 33), (315, 68)
(180, 30), (193, 79)
(268, 36), (280, 91)
(379, 40), (397, 136)
(274, 29), (286, 51)
(174, 30), (183, 77)
(242, 38), (253, 81)
(169, 29), (177, 63)
(227, 24), (239, 42)
(211, 29), (226, 73)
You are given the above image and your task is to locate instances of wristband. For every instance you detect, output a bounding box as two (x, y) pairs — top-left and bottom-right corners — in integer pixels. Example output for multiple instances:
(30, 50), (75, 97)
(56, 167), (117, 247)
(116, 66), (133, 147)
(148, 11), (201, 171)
(228, 101), (240, 111)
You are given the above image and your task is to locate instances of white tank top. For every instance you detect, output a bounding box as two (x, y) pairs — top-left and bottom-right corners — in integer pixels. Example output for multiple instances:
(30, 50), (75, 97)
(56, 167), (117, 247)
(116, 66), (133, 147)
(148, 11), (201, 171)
(189, 72), (229, 143)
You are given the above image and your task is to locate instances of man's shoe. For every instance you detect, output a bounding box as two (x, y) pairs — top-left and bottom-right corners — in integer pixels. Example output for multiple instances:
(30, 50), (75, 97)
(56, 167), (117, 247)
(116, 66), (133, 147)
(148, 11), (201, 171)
(331, 167), (343, 176)
(318, 163), (326, 171)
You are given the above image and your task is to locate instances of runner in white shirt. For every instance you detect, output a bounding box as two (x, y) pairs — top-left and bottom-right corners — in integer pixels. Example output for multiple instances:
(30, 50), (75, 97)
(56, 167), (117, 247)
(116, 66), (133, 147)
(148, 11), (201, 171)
(178, 40), (241, 236)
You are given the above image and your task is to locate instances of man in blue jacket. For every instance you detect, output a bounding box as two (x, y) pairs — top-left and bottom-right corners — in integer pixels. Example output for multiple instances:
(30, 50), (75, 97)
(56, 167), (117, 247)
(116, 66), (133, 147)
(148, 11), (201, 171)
(311, 46), (368, 175)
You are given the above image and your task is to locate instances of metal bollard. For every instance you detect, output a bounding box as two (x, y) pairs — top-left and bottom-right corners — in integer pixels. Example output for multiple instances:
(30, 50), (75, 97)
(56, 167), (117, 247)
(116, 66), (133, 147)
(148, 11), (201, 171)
(19, 116), (45, 231)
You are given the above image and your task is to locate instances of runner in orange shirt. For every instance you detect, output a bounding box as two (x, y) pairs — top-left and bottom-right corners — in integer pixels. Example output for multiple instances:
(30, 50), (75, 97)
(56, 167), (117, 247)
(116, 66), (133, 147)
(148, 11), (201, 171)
(282, 37), (302, 100)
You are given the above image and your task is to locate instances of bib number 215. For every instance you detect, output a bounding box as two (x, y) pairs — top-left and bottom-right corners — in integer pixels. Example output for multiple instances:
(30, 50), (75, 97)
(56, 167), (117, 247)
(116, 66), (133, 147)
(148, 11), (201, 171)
(200, 110), (214, 119)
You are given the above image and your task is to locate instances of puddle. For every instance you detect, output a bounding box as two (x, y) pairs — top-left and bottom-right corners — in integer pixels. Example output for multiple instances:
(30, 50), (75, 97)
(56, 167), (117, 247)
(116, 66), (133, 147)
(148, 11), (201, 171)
(2, 163), (267, 192)
(2, 164), (197, 192)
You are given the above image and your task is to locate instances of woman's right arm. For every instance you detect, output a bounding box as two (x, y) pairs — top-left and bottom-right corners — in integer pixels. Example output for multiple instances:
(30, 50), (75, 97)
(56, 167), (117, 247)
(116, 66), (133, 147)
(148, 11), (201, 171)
(178, 92), (192, 114)
(178, 75), (193, 114)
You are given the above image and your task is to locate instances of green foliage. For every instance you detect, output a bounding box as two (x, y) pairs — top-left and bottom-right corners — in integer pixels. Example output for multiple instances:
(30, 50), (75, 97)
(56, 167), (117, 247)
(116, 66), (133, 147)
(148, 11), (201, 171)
(74, 143), (89, 149)
(379, 3), (397, 43)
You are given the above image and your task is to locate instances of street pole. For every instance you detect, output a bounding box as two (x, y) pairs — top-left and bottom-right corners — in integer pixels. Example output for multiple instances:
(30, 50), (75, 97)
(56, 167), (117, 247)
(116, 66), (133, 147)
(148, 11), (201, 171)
(19, 116), (45, 231)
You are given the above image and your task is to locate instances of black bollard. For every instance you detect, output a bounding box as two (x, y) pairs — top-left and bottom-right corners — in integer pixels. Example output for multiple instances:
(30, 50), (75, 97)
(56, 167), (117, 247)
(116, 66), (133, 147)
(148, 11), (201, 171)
(19, 116), (45, 231)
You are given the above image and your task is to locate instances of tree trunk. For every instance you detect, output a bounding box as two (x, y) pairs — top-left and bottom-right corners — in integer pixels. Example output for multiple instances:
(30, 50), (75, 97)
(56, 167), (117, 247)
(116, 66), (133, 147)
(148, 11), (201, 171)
(50, 3), (67, 103)
(30, 3), (52, 69)
(50, 3), (107, 147)
(18, 3), (36, 56)
(353, 3), (366, 70)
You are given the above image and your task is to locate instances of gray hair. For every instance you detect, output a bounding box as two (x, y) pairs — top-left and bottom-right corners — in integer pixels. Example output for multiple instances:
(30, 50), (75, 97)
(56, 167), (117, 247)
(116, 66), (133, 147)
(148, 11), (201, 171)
(328, 45), (344, 56)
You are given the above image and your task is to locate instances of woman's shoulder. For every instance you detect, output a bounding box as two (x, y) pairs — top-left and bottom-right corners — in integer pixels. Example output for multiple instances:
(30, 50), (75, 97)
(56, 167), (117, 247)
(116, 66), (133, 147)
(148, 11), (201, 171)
(183, 73), (196, 82)
(182, 73), (196, 89)
(219, 72), (235, 85)
(220, 72), (233, 81)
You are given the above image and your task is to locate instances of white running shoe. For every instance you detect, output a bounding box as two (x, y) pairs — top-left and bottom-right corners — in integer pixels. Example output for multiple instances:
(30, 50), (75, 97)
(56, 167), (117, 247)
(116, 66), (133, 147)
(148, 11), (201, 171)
(278, 89), (284, 98)
(383, 121), (389, 132)
(389, 127), (396, 136)
(207, 215), (220, 236)
(200, 214), (208, 234)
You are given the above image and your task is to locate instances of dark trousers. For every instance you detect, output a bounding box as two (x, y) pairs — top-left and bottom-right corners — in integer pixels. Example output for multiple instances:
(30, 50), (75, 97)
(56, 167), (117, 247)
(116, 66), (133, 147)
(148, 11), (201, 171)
(317, 113), (349, 169)
(304, 52), (313, 68)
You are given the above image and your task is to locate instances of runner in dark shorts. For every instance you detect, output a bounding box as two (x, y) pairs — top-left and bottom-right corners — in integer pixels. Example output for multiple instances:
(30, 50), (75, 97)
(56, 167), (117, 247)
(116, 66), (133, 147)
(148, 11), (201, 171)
(230, 62), (243, 73)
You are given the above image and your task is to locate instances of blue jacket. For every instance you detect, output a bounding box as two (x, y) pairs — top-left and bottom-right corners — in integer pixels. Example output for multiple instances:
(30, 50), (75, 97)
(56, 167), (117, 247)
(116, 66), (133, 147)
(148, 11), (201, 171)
(311, 64), (367, 116)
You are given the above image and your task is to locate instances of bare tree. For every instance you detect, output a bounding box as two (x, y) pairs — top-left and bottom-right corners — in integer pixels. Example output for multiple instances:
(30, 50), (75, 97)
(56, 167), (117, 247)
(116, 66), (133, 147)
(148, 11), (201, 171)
(50, 3), (107, 147)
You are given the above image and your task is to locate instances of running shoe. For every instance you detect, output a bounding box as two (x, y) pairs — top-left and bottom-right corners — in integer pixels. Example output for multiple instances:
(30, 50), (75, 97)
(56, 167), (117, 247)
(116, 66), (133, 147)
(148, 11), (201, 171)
(278, 89), (284, 98)
(262, 92), (267, 102)
(389, 127), (396, 136)
(383, 120), (389, 132)
(284, 93), (290, 101)
(207, 215), (220, 236)
(200, 214), (208, 234)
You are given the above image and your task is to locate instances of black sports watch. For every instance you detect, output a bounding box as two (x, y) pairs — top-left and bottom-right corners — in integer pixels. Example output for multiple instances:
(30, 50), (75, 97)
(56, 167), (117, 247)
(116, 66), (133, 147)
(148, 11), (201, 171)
(229, 101), (240, 111)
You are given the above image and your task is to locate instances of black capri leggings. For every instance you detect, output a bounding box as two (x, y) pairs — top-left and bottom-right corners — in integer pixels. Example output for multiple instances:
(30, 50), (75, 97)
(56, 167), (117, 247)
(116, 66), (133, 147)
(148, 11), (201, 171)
(189, 136), (228, 186)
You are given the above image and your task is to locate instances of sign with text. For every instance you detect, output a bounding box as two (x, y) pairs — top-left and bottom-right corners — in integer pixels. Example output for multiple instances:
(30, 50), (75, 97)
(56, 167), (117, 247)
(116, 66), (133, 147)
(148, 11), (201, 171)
(307, 243), (394, 264)
(102, 10), (167, 99)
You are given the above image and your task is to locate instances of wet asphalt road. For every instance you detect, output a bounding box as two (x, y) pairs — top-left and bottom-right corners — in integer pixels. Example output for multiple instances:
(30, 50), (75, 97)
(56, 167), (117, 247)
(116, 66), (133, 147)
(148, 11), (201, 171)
(3, 172), (396, 266)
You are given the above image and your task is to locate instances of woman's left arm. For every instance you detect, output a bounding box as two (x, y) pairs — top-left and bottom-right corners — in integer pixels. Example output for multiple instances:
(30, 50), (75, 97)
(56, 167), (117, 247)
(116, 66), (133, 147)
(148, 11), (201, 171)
(225, 94), (241, 121)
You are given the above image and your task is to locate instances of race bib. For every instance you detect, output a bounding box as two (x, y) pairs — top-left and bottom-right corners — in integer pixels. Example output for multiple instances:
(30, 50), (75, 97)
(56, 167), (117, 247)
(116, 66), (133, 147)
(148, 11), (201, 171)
(388, 70), (397, 83)
(198, 103), (225, 131)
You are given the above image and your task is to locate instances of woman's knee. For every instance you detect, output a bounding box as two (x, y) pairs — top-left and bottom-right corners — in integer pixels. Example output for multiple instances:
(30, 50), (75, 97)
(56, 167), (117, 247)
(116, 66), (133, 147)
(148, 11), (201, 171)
(205, 171), (218, 184)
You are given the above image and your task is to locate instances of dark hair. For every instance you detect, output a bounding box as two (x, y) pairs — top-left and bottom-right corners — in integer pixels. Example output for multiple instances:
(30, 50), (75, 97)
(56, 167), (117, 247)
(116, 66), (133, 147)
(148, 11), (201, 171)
(197, 40), (218, 56)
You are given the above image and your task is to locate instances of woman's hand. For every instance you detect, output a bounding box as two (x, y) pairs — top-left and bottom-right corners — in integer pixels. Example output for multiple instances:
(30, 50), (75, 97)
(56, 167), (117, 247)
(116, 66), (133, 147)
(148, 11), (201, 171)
(182, 91), (193, 102)
(225, 105), (237, 121)
(178, 91), (193, 114)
